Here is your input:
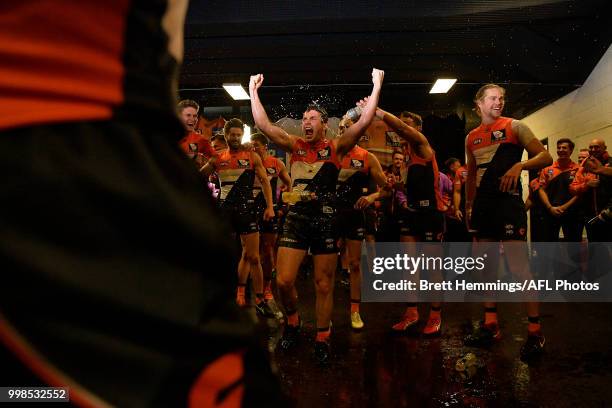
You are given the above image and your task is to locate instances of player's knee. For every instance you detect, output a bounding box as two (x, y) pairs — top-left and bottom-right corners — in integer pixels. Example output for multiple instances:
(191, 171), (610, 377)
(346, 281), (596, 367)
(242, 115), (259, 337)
(314, 276), (333, 295)
(242, 251), (260, 265)
(276, 274), (293, 291)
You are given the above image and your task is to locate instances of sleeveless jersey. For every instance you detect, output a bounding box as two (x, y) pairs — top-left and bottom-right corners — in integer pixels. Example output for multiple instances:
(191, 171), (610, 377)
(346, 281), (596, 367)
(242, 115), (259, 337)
(289, 138), (340, 209)
(404, 152), (444, 212)
(254, 155), (283, 208)
(336, 145), (370, 209)
(466, 116), (534, 197)
(213, 149), (255, 207)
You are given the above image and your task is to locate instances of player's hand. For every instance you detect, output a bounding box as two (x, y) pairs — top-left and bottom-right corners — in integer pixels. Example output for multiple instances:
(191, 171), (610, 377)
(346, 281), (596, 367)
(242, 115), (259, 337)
(455, 209), (463, 221)
(372, 68), (385, 88)
(263, 206), (275, 221)
(355, 195), (374, 210)
(549, 206), (564, 217)
(584, 157), (602, 173)
(249, 74), (264, 93)
(500, 162), (523, 192)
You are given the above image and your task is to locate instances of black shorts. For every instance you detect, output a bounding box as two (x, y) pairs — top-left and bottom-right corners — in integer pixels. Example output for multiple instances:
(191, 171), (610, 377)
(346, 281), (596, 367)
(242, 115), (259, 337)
(397, 208), (444, 242)
(472, 194), (527, 241)
(365, 208), (377, 236)
(258, 212), (279, 234)
(278, 208), (338, 254)
(220, 204), (259, 235)
(337, 208), (366, 241)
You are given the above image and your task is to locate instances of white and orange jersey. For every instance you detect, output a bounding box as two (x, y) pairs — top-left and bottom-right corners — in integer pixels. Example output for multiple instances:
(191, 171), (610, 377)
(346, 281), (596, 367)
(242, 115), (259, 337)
(213, 149), (256, 205)
(289, 138), (340, 206)
(466, 116), (535, 196)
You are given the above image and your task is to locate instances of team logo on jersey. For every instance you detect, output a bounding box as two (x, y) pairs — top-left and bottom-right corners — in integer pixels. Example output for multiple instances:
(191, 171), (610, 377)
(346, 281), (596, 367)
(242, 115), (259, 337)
(296, 149), (307, 156)
(351, 159), (364, 168)
(267, 167), (277, 175)
(238, 159), (250, 168)
(491, 129), (507, 142)
(360, 134), (369, 142)
(473, 138), (482, 145)
(189, 143), (198, 152)
(547, 168), (554, 176)
(317, 147), (331, 160)
(385, 132), (402, 147)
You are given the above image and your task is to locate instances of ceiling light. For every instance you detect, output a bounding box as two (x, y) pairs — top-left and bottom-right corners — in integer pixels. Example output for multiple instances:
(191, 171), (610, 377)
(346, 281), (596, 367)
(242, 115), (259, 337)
(223, 84), (250, 100)
(429, 78), (457, 94)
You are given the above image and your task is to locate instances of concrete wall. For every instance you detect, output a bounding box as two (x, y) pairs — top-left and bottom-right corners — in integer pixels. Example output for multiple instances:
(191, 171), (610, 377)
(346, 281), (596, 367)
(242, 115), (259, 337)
(521, 44), (612, 161)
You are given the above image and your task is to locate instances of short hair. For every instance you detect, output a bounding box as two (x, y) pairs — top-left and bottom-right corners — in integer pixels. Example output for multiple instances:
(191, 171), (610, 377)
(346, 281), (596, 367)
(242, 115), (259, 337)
(177, 99), (199, 114)
(445, 157), (461, 168)
(556, 138), (575, 151)
(579, 148), (588, 152)
(211, 133), (227, 144)
(473, 84), (506, 116)
(399, 111), (422, 127)
(223, 118), (244, 135)
(250, 132), (268, 146)
(304, 104), (328, 123)
(392, 150), (404, 159)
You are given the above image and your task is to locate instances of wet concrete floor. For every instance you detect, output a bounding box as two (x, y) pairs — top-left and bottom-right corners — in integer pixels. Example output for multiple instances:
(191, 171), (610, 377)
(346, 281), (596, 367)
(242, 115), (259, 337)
(259, 269), (612, 407)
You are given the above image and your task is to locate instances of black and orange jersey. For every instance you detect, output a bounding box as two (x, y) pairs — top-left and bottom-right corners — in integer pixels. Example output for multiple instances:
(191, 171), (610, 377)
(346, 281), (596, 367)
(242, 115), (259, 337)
(254, 155), (283, 207)
(336, 145), (371, 209)
(466, 116), (536, 197)
(213, 149), (256, 207)
(0, 0), (187, 131)
(536, 160), (580, 208)
(404, 152), (445, 212)
(289, 138), (340, 209)
(570, 152), (612, 215)
(178, 132), (216, 161)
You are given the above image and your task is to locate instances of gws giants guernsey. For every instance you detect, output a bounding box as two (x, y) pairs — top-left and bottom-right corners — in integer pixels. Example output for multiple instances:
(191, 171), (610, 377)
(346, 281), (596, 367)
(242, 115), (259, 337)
(405, 152), (445, 212)
(213, 149), (256, 208)
(336, 145), (370, 209)
(254, 155), (283, 208)
(290, 138), (340, 209)
(466, 117), (535, 197)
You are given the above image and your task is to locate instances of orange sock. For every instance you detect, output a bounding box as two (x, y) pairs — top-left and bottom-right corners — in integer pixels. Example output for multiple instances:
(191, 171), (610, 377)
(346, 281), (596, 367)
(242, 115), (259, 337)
(350, 299), (360, 314)
(316, 326), (331, 343)
(484, 307), (498, 326)
(429, 307), (441, 320)
(404, 304), (418, 321)
(528, 316), (541, 335)
(287, 311), (299, 327)
(264, 280), (273, 301)
(236, 285), (246, 305)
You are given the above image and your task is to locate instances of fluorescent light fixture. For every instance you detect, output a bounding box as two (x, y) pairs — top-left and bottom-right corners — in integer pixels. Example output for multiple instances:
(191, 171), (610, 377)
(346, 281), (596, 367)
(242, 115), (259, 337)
(429, 78), (457, 94)
(241, 125), (251, 144)
(223, 83), (250, 100)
